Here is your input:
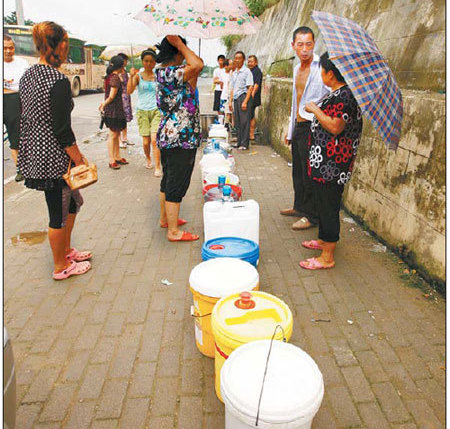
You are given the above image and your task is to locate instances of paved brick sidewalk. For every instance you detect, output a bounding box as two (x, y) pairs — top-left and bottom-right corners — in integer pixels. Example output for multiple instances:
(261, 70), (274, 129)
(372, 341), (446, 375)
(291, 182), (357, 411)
(4, 123), (445, 428)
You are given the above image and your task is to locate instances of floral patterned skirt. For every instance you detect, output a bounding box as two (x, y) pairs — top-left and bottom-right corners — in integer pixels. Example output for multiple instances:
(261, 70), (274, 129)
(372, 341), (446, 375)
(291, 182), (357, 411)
(122, 93), (133, 122)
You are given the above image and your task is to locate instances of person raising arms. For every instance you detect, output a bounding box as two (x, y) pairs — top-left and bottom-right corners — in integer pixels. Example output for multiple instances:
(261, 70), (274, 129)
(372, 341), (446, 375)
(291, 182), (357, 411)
(155, 35), (203, 241)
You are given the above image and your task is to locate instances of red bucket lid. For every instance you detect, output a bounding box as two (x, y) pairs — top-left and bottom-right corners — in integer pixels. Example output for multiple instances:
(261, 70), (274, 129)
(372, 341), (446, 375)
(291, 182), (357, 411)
(202, 184), (242, 198)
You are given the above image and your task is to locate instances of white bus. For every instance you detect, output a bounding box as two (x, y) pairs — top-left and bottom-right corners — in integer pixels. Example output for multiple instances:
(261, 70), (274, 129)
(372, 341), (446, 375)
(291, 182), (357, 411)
(5, 25), (106, 96)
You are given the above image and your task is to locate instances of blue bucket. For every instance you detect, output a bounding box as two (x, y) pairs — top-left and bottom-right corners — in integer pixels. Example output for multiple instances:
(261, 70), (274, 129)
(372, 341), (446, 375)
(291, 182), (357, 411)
(202, 237), (259, 267)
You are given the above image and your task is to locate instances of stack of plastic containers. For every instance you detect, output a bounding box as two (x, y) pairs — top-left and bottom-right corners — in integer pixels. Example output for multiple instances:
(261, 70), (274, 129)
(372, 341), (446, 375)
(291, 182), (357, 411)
(187, 115), (324, 426)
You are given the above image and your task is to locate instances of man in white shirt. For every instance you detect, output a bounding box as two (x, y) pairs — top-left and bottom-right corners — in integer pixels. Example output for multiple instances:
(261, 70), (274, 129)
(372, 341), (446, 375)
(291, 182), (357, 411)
(230, 51), (253, 150)
(281, 27), (329, 230)
(4, 35), (29, 182)
(212, 54), (226, 113)
(219, 59), (232, 125)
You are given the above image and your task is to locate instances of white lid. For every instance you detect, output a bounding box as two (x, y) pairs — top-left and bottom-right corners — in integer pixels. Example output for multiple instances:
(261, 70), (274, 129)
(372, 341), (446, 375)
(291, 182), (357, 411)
(199, 153), (227, 168)
(189, 258), (259, 298)
(209, 130), (228, 138)
(221, 340), (324, 424)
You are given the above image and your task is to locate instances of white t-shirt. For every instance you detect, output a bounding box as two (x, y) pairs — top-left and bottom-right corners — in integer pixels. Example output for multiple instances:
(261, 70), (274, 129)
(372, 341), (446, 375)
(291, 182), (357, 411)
(220, 72), (231, 100)
(4, 57), (29, 92)
(213, 67), (225, 91)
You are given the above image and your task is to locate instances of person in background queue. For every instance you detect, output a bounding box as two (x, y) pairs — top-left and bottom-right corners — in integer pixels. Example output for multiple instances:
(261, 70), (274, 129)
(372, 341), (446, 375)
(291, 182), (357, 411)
(230, 51), (254, 150)
(281, 26), (329, 231)
(300, 52), (362, 270)
(99, 55), (129, 169)
(247, 54), (263, 141)
(18, 21), (92, 280)
(212, 54), (226, 113)
(127, 48), (162, 176)
(155, 35), (203, 242)
(4, 35), (29, 182)
(117, 52), (134, 148)
(219, 59), (232, 125)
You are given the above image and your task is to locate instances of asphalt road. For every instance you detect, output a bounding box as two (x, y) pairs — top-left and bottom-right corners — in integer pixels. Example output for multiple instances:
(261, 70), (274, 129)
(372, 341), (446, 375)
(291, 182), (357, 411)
(3, 77), (214, 183)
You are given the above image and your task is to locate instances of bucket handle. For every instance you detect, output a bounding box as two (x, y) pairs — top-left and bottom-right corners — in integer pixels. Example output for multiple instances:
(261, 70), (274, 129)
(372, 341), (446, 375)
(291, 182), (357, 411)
(190, 305), (211, 319)
(255, 324), (287, 427)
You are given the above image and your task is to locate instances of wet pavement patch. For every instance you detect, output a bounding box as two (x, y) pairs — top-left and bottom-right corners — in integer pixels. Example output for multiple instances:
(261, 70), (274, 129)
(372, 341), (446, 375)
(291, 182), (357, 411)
(11, 231), (47, 246)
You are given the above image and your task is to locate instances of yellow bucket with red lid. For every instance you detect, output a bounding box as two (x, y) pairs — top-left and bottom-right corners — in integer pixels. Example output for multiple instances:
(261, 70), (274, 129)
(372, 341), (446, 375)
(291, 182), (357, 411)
(211, 290), (293, 401)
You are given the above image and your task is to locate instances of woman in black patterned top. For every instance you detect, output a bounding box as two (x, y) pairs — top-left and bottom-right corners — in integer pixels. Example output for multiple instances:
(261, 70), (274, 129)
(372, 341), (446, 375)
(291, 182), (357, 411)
(18, 21), (92, 280)
(299, 51), (363, 270)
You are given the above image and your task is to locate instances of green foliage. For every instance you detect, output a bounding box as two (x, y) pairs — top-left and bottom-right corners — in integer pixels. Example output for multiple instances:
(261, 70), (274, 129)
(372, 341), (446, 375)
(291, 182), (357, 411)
(222, 35), (243, 53)
(267, 58), (294, 78)
(221, 0), (280, 52)
(3, 11), (34, 26)
(245, 0), (281, 16)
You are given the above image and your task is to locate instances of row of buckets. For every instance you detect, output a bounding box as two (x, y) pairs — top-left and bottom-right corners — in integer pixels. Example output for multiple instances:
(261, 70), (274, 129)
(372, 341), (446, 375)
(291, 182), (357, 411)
(189, 122), (324, 428)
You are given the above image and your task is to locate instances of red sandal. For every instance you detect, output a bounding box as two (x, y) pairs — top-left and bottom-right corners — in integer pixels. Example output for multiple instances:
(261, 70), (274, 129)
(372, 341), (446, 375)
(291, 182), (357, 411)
(160, 218), (187, 228)
(168, 231), (199, 242)
(115, 158), (129, 165)
(109, 162), (120, 169)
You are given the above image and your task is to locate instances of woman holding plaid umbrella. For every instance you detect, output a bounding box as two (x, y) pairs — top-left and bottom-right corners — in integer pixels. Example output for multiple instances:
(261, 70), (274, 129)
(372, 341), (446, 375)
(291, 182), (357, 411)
(299, 52), (363, 270)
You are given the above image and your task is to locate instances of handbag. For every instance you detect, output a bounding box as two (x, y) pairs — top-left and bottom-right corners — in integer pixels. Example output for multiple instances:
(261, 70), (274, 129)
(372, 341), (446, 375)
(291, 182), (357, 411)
(63, 158), (98, 190)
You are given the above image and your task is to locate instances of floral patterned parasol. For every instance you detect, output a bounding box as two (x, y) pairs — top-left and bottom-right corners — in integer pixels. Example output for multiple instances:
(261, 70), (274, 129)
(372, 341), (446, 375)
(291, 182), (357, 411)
(135, 0), (262, 39)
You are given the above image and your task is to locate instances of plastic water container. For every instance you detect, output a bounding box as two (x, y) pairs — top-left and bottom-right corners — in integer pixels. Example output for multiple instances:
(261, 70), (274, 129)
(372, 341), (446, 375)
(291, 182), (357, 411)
(189, 258), (260, 358)
(209, 125), (228, 143)
(221, 340), (324, 429)
(200, 152), (233, 184)
(203, 145), (229, 157)
(202, 237), (259, 266)
(202, 165), (233, 185)
(204, 185), (241, 203)
(212, 291), (293, 401)
(204, 199), (259, 243)
(200, 152), (228, 169)
(205, 172), (239, 186)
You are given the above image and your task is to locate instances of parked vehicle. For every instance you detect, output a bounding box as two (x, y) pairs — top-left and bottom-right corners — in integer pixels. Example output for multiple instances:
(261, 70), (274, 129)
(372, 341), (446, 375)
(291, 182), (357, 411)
(5, 25), (106, 97)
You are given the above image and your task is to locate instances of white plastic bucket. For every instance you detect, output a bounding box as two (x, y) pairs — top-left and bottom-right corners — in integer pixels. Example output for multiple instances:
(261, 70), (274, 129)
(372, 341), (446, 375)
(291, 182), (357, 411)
(205, 172), (239, 186)
(209, 126), (228, 142)
(203, 199), (259, 244)
(201, 165), (233, 185)
(221, 340), (324, 429)
(199, 152), (228, 169)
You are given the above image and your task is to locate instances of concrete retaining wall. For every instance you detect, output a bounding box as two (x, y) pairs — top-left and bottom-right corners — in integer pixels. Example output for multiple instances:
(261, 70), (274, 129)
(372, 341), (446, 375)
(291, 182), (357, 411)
(233, 0), (445, 285)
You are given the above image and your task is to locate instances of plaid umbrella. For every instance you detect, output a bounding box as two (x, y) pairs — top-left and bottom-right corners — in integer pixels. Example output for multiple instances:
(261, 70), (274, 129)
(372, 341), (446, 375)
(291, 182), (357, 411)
(312, 11), (403, 149)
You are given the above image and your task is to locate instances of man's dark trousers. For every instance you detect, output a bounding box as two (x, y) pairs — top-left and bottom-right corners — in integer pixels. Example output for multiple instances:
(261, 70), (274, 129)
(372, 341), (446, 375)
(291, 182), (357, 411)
(291, 121), (318, 224)
(234, 93), (252, 148)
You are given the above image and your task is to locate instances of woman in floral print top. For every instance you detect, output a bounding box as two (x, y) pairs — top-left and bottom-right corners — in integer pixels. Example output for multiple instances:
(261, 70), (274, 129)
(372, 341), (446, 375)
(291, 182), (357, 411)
(155, 35), (204, 242)
(156, 64), (201, 149)
(299, 52), (363, 271)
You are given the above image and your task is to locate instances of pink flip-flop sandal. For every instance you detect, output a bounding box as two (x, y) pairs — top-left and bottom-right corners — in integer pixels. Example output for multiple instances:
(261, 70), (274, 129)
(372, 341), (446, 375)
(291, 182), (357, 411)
(299, 257), (335, 270)
(302, 240), (323, 250)
(53, 260), (91, 280)
(66, 248), (93, 262)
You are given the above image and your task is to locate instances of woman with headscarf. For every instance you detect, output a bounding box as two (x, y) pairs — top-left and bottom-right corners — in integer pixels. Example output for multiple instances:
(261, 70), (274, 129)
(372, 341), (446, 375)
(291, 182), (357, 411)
(155, 35), (203, 241)
(99, 55), (129, 169)
(18, 21), (91, 280)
